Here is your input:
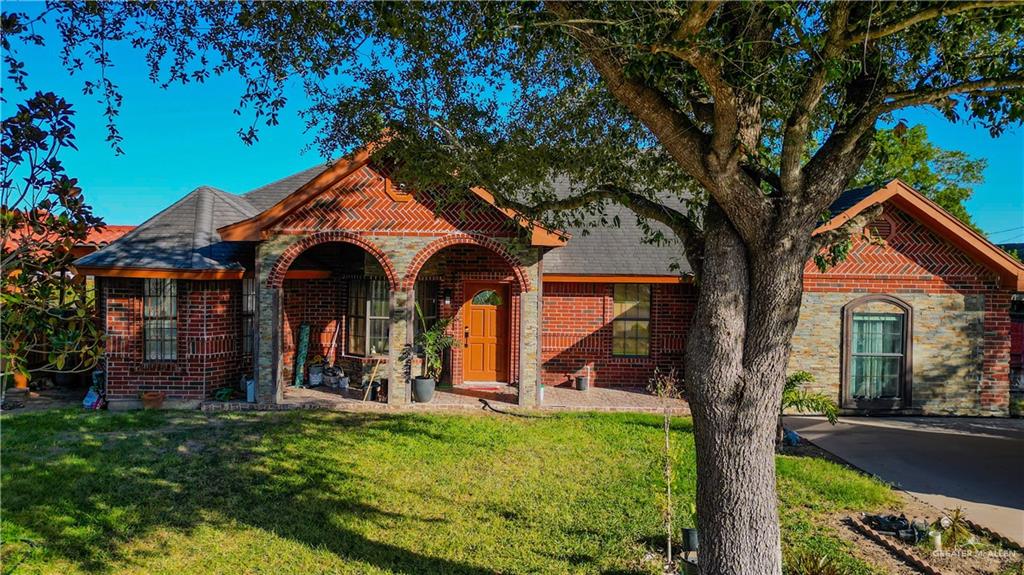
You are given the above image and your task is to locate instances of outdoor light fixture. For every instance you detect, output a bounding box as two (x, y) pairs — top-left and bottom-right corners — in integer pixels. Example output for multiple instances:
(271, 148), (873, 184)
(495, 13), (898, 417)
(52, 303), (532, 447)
(442, 288), (453, 306)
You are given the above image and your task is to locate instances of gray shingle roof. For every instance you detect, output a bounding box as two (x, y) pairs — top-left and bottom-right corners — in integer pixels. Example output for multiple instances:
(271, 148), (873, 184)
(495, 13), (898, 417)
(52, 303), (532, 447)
(826, 183), (884, 217)
(540, 178), (692, 276)
(75, 186), (257, 271)
(543, 182), (889, 277)
(243, 163), (330, 211)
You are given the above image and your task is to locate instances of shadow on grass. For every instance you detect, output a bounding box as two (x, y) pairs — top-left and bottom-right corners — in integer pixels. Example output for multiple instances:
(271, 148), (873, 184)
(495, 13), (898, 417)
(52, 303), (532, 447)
(1, 410), (499, 574)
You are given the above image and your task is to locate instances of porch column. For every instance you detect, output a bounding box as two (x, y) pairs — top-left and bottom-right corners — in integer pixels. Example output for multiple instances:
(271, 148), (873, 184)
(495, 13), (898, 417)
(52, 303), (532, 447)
(254, 237), (292, 404)
(518, 252), (543, 407)
(387, 288), (413, 405)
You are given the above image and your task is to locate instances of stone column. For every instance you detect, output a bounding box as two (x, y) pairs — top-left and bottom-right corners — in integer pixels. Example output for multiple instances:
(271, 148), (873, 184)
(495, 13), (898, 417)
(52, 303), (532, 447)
(254, 237), (294, 404)
(387, 288), (413, 405)
(517, 248), (543, 407)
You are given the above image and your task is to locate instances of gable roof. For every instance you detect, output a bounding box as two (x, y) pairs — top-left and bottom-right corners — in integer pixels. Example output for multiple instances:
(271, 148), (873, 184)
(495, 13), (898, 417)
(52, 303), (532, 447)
(816, 179), (1024, 291)
(217, 141), (567, 246)
(74, 186), (257, 278)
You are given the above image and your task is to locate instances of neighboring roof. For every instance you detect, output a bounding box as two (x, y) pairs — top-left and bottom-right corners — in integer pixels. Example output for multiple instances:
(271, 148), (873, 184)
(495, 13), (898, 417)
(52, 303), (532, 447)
(81, 225), (136, 247)
(74, 186), (257, 277)
(998, 243), (1024, 258)
(541, 178), (691, 277)
(817, 179), (1024, 291)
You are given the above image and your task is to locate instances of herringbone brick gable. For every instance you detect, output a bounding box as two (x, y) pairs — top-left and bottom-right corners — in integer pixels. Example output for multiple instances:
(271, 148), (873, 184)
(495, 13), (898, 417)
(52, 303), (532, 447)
(806, 204), (996, 282)
(271, 165), (518, 236)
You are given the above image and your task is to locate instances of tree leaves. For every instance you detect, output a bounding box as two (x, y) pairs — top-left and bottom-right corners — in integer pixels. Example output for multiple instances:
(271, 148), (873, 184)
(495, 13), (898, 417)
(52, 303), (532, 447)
(1, 92), (105, 377)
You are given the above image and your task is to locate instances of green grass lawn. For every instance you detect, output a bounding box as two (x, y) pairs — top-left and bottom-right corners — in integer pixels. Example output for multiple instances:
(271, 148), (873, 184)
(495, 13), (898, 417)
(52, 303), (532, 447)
(1, 409), (896, 574)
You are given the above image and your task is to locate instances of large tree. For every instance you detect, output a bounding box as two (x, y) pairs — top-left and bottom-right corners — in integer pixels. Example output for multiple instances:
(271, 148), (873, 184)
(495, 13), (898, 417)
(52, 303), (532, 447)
(6, 2), (1022, 573)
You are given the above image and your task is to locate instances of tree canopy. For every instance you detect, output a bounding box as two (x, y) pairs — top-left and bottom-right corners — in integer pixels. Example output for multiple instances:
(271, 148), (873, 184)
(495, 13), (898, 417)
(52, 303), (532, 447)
(856, 124), (987, 231)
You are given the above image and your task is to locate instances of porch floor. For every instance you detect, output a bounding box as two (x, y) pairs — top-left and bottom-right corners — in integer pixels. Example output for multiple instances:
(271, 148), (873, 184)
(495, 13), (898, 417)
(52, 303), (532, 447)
(212, 383), (691, 415)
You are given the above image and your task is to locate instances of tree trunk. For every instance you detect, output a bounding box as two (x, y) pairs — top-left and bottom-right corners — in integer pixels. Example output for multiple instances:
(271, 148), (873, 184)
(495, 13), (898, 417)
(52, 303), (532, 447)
(684, 204), (807, 575)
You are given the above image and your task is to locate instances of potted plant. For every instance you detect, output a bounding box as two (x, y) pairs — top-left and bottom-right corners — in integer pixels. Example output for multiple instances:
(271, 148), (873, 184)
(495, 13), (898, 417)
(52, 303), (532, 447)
(411, 305), (455, 403)
(140, 390), (165, 409)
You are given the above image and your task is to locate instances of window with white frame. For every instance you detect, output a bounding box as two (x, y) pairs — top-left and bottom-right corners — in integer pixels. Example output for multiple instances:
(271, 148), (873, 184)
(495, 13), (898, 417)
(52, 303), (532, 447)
(347, 279), (390, 356)
(241, 278), (256, 355)
(143, 278), (177, 360)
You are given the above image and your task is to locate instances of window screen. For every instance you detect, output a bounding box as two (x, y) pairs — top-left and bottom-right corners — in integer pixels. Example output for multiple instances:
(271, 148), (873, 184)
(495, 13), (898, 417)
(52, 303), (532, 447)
(143, 278), (177, 360)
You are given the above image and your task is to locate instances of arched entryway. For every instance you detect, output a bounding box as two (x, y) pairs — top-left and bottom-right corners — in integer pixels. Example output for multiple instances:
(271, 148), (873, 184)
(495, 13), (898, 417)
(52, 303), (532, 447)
(264, 233), (399, 401)
(403, 235), (529, 398)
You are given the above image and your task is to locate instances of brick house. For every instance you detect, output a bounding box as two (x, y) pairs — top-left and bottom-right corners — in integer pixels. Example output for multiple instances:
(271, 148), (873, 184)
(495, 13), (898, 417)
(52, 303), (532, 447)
(74, 150), (1024, 415)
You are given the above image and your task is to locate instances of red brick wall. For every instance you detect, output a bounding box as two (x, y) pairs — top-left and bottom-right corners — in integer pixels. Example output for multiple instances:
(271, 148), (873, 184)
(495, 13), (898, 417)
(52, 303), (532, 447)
(271, 165), (517, 237)
(281, 277), (346, 384)
(540, 282), (698, 388)
(100, 278), (245, 401)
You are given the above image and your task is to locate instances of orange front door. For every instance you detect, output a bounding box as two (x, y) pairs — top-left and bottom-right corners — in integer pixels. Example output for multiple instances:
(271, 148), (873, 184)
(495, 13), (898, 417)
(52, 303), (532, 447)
(463, 282), (510, 383)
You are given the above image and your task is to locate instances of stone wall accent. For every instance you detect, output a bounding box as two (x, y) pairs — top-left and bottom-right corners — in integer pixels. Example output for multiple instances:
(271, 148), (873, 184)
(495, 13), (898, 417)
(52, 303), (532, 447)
(540, 282), (698, 388)
(100, 278), (245, 404)
(793, 204), (1011, 415)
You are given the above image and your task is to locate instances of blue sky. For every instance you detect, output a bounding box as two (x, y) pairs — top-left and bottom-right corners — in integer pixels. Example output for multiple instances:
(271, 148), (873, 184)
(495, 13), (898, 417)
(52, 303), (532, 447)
(4, 10), (1023, 242)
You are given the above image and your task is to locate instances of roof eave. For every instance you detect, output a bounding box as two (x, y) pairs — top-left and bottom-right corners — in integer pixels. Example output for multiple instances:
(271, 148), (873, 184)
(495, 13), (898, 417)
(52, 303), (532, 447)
(74, 265), (247, 280)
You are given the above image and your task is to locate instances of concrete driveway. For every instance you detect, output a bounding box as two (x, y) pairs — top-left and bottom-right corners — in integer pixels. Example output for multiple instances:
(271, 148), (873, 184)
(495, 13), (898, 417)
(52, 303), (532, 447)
(785, 416), (1024, 545)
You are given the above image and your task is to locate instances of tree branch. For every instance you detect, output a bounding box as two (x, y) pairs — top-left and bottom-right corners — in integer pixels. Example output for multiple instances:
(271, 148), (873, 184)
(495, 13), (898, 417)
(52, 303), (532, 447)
(671, 0), (724, 41)
(811, 203), (884, 254)
(883, 76), (1024, 111)
(546, 3), (713, 189)
(845, 1), (1018, 45)
(780, 4), (851, 194)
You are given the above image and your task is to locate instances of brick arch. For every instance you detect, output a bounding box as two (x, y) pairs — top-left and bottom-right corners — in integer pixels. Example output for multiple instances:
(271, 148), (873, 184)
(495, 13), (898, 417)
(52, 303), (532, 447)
(266, 231), (398, 290)
(402, 233), (531, 292)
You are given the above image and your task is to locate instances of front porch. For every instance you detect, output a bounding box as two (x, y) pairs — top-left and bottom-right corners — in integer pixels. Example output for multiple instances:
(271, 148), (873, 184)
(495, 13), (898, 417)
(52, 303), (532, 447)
(256, 231), (543, 407)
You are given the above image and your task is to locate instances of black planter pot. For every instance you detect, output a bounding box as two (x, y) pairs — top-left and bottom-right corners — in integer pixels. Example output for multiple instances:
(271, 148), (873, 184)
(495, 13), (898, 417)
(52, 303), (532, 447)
(681, 528), (699, 556)
(412, 377), (436, 403)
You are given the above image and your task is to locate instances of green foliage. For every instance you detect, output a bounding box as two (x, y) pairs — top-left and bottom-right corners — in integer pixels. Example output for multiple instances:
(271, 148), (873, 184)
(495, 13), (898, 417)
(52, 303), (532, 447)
(783, 372), (839, 425)
(2, 3), (1020, 241)
(783, 551), (854, 575)
(0, 409), (892, 574)
(413, 303), (456, 381)
(1, 92), (105, 379)
(935, 507), (973, 549)
(855, 125), (986, 231)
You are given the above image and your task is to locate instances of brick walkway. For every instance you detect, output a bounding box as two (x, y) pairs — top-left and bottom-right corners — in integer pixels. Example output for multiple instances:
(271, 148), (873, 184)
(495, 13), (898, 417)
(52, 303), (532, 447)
(202, 384), (690, 415)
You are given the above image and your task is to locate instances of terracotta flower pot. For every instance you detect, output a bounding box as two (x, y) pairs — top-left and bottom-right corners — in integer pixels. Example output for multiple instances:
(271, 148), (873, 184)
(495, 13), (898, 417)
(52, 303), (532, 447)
(12, 372), (29, 389)
(140, 391), (165, 410)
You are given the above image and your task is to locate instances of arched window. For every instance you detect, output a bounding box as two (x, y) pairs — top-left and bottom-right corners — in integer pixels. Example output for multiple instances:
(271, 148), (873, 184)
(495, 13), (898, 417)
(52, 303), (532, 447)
(842, 294), (913, 411)
(471, 289), (503, 306)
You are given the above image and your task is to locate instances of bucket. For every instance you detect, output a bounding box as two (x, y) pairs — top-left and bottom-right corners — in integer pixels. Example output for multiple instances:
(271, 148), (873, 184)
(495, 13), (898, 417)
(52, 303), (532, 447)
(575, 375), (590, 391)
(339, 376), (350, 391)
(308, 365), (324, 387)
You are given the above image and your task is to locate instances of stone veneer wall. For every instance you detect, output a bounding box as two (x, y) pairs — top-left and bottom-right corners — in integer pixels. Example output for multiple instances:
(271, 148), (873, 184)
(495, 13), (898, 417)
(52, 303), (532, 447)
(540, 282), (697, 387)
(791, 206), (1012, 415)
(99, 277), (245, 406)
